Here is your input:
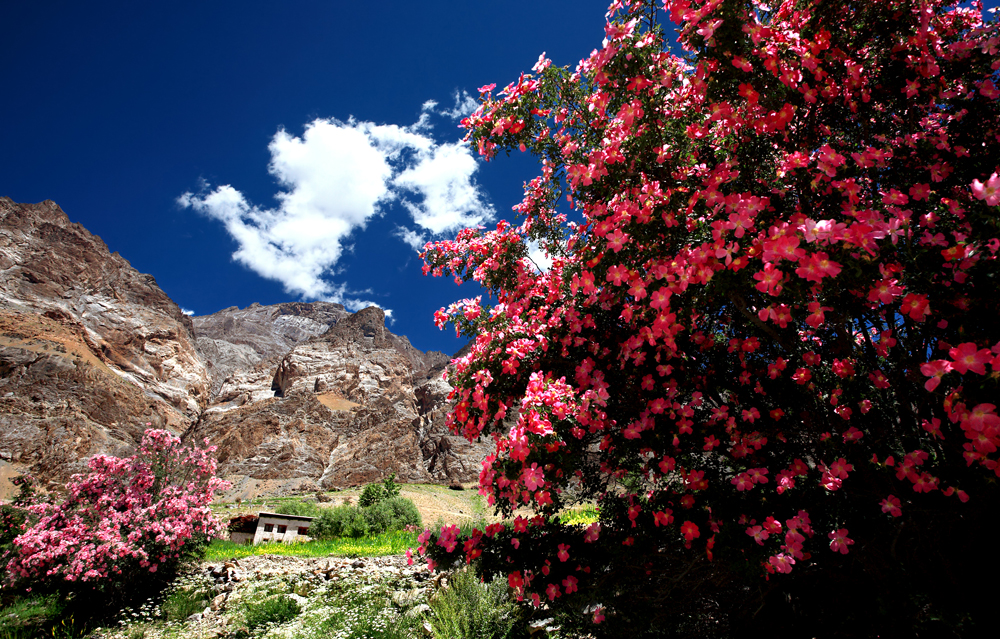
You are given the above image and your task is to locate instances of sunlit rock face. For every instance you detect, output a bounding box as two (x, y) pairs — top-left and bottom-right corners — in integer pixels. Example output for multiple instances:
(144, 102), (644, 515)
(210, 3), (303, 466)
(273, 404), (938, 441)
(0, 198), (489, 494)
(193, 301), (351, 401)
(194, 305), (490, 488)
(0, 198), (209, 488)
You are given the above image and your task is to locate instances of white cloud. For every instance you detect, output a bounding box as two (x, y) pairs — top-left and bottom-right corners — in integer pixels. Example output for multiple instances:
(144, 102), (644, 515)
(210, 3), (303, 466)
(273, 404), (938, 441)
(179, 110), (492, 311)
(394, 141), (493, 235)
(180, 308), (195, 316)
(439, 90), (480, 120)
(394, 226), (429, 252)
(526, 240), (554, 272)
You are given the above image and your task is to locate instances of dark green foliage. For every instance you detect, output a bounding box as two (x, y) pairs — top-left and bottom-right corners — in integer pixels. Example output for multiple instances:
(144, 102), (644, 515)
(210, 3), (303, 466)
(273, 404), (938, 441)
(358, 473), (401, 508)
(309, 496), (421, 540)
(358, 483), (386, 508)
(310, 505), (370, 539)
(159, 582), (211, 622)
(236, 594), (301, 637)
(0, 476), (38, 576)
(363, 496), (421, 535)
(273, 499), (323, 518)
(428, 568), (526, 639)
(382, 473), (401, 499)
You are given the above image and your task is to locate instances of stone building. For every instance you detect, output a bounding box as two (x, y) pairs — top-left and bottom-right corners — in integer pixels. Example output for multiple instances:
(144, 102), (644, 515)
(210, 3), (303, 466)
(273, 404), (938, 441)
(227, 512), (314, 544)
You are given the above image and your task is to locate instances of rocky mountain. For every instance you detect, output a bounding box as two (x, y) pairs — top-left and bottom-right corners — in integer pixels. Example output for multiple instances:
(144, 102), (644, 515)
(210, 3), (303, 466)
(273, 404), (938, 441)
(189, 304), (483, 490)
(0, 198), (489, 496)
(0, 198), (208, 488)
(193, 301), (351, 399)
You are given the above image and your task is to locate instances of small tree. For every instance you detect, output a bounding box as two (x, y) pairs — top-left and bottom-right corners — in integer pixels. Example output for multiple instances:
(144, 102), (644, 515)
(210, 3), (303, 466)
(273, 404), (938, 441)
(0, 475), (39, 577)
(382, 472), (402, 499)
(4, 429), (229, 612)
(418, 0), (1000, 635)
(359, 482), (386, 508)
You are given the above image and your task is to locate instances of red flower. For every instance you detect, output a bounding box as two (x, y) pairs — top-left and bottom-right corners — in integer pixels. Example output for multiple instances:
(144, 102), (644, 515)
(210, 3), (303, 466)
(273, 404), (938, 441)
(680, 521), (700, 541)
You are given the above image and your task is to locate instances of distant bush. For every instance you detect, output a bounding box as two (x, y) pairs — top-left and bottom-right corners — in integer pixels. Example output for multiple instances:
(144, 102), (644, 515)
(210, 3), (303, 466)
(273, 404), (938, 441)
(310, 494), (421, 540)
(273, 499), (323, 518)
(358, 473), (401, 508)
(310, 505), (369, 540)
(358, 484), (385, 509)
(364, 497), (421, 535)
(381, 473), (401, 499)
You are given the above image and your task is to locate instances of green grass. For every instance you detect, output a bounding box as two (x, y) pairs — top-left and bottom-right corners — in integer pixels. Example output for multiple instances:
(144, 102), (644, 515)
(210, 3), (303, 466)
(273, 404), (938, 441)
(0, 594), (90, 639)
(233, 591), (301, 638)
(428, 567), (525, 639)
(205, 529), (420, 561)
(559, 503), (599, 526)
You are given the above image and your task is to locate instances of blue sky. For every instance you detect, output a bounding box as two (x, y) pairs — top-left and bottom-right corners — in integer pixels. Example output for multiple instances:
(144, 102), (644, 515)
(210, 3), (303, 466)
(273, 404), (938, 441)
(5, 2), (996, 356)
(0, 0), (611, 355)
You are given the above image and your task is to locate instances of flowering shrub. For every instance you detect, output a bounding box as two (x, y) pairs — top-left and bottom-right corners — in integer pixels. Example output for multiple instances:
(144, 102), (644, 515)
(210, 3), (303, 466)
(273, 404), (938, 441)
(4, 429), (229, 607)
(418, 0), (1000, 634)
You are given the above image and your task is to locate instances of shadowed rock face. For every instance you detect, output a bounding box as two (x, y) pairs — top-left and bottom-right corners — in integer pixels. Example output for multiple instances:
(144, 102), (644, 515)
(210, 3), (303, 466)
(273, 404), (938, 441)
(0, 198), (208, 489)
(0, 198), (490, 495)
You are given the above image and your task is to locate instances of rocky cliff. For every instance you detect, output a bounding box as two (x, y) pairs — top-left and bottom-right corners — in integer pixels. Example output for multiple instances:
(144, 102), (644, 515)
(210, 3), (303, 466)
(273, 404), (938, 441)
(190, 306), (488, 488)
(0, 198), (489, 494)
(0, 198), (209, 487)
(193, 301), (351, 400)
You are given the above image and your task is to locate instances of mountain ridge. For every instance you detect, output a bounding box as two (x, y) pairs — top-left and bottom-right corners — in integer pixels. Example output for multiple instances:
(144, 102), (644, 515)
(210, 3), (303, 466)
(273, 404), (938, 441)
(0, 198), (487, 497)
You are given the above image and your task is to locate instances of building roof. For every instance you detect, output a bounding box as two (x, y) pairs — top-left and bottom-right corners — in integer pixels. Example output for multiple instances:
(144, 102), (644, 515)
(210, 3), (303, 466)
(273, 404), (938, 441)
(256, 511), (315, 522)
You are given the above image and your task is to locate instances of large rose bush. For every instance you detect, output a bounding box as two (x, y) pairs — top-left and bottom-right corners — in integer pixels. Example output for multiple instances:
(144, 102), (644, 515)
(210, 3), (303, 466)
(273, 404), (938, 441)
(417, 0), (1000, 634)
(3, 429), (229, 608)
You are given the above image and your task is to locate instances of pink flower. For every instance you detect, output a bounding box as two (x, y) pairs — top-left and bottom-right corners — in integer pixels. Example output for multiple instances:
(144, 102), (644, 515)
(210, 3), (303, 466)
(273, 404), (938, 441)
(828, 528), (854, 554)
(562, 575), (578, 594)
(522, 463), (545, 491)
(593, 606), (605, 624)
(828, 458), (853, 479)
(920, 360), (952, 391)
(880, 495), (902, 517)
(980, 80), (1000, 100)
(653, 510), (674, 527)
(680, 521), (700, 541)
(508, 571), (524, 590)
(971, 172), (1000, 206)
(731, 473), (754, 491)
(557, 543), (570, 562)
(746, 525), (769, 545)
(949, 342), (992, 375)
(769, 553), (795, 574)
(964, 404), (1000, 432)
(900, 294), (930, 321)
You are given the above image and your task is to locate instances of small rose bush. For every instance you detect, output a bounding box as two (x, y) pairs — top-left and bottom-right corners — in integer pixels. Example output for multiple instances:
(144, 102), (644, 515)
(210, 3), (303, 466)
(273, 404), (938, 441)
(416, 0), (1000, 635)
(3, 429), (229, 611)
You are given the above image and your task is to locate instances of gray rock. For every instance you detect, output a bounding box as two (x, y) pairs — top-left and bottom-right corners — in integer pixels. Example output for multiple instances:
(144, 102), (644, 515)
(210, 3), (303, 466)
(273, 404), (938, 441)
(406, 603), (431, 618)
(211, 593), (226, 611)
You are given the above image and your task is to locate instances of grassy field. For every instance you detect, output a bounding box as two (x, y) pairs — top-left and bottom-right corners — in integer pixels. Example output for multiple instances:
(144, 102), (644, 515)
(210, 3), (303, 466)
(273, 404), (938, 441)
(204, 529), (420, 561)
(213, 482), (492, 527)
